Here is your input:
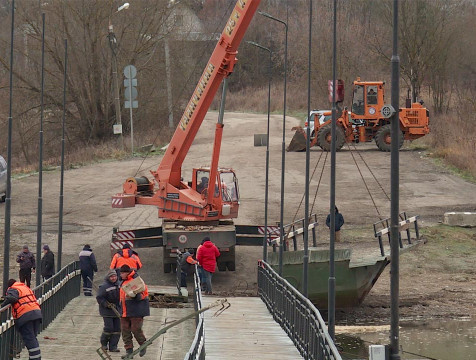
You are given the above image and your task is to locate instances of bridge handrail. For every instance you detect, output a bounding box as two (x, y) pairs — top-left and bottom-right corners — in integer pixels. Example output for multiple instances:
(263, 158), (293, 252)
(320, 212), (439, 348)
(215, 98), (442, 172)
(184, 265), (205, 360)
(258, 260), (342, 360)
(0, 261), (81, 359)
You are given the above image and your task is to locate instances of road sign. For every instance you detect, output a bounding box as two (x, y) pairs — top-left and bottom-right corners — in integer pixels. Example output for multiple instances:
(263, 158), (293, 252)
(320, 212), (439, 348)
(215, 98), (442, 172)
(124, 87), (138, 101)
(125, 101), (138, 109)
(124, 65), (137, 79)
(124, 78), (137, 87)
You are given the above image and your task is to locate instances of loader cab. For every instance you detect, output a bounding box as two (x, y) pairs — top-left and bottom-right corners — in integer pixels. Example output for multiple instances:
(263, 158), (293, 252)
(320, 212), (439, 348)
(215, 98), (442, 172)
(351, 81), (385, 120)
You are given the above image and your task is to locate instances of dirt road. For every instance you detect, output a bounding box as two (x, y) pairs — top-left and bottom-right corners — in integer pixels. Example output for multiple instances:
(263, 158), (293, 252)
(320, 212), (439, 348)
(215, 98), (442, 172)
(1, 111), (475, 323)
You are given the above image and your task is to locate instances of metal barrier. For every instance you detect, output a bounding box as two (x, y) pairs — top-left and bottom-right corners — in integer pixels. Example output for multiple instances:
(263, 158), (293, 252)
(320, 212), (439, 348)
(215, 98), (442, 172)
(0, 261), (81, 359)
(184, 265), (205, 360)
(373, 212), (420, 256)
(274, 214), (318, 252)
(258, 260), (342, 360)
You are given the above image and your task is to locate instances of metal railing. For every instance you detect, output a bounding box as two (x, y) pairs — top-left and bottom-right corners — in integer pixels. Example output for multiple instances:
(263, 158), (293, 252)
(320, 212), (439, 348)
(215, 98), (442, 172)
(373, 211), (420, 256)
(0, 261), (81, 359)
(258, 260), (342, 360)
(184, 265), (205, 360)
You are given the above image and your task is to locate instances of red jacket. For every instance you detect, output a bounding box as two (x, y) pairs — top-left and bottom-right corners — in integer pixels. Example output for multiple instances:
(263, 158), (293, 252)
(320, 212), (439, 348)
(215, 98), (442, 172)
(197, 240), (220, 273)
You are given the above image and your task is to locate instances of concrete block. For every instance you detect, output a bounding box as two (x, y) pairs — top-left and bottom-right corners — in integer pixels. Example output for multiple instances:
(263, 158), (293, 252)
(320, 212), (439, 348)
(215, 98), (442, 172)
(443, 212), (476, 227)
(254, 134), (267, 146)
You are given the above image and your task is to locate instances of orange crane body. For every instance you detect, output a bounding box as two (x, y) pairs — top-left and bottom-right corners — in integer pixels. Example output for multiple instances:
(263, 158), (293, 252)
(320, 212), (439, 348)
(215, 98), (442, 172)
(113, 0), (261, 224)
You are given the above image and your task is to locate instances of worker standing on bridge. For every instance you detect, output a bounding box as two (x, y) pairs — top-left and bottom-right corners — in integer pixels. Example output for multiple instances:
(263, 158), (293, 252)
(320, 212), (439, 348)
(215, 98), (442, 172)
(180, 249), (198, 288)
(2, 279), (42, 360)
(97, 269), (121, 353)
(16, 245), (36, 288)
(40, 244), (55, 281)
(196, 237), (220, 295)
(79, 244), (98, 296)
(110, 243), (143, 273)
(119, 264), (150, 358)
(326, 206), (345, 243)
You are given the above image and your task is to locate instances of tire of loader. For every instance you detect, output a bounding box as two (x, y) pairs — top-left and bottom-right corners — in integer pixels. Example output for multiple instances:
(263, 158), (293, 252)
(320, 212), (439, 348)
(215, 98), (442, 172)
(375, 124), (403, 152)
(226, 261), (236, 271)
(217, 262), (227, 272)
(317, 124), (345, 151)
(287, 127), (307, 152)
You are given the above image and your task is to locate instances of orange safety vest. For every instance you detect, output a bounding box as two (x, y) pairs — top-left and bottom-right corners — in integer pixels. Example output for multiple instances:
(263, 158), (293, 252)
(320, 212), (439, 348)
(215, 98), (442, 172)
(110, 249), (143, 270)
(120, 271), (149, 318)
(9, 282), (40, 320)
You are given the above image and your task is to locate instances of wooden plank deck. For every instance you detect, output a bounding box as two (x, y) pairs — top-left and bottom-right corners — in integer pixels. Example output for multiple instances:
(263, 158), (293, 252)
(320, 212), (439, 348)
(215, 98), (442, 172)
(17, 295), (195, 360)
(202, 296), (302, 360)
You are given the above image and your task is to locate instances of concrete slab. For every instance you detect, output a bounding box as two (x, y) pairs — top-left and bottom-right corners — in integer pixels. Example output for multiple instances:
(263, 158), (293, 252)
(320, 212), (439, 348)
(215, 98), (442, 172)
(443, 212), (476, 227)
(18, 296), (196, 360)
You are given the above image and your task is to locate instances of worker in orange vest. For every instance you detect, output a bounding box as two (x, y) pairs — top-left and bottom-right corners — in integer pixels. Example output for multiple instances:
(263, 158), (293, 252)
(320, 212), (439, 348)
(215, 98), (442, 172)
(110, 243), (143, 273)
(2, 279), (42, 360)
(119, 265), (150, 358)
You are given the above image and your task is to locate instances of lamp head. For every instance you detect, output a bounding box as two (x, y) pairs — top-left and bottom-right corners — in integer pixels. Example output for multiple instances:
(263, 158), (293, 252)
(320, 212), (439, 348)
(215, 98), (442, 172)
(117, 3), (130, 12)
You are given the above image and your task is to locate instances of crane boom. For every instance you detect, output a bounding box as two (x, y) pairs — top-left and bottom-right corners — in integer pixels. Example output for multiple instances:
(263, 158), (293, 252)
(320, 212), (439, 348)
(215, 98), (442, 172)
(113, 0), (261, 223)
(158, 0), (261, 186)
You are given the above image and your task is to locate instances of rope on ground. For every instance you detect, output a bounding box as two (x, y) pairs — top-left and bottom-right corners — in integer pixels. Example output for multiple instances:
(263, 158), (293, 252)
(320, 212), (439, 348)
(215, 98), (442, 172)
(351, 143), (390, 201)
(310, 150), (328, 215)
(345, 142), (383, 219)
(288, 150), (325, 238)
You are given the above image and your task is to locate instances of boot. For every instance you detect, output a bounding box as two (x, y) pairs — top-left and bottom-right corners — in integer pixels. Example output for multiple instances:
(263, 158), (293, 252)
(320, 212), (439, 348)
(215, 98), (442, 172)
(100, 332), (110, 350)
(121, 348), (133, 359)
(139, 344), (147, 357)
(109, 333), (121, 352)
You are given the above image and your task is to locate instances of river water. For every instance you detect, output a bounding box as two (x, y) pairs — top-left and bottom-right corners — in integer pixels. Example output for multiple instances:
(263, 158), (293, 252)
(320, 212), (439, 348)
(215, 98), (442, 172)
(336, 319), (476, 360)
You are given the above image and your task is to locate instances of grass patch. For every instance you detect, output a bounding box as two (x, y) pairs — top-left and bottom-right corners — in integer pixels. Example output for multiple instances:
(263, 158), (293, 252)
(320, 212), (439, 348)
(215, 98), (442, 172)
(409, 225), (476, 274)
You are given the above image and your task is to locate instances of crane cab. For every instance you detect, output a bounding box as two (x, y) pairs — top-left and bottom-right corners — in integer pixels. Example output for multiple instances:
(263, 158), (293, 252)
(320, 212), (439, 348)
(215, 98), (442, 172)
(192, 167), (240, 219)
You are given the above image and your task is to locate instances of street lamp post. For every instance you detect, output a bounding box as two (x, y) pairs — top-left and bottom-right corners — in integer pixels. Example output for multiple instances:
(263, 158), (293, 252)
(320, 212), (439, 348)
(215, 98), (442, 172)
(259, 10), (288, 276)
(247, 41), (272, 262)
(108, 3), (129, 151)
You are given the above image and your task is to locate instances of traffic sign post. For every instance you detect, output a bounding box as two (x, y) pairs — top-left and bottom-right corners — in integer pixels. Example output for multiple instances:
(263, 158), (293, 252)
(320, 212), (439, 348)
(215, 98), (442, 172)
(124, 65), (138, 154)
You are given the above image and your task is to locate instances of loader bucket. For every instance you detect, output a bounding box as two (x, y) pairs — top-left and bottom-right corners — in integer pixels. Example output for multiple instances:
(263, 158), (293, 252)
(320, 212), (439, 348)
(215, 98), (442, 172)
(287, 127), (307, 152)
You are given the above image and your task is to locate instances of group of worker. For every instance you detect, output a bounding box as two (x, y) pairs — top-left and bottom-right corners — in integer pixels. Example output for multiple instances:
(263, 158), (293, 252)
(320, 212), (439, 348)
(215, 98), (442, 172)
(2, 238), (220, 359)
(96, 243), (148, 358)
(179, 236), (221, 295)
(0, 244), (56, 360)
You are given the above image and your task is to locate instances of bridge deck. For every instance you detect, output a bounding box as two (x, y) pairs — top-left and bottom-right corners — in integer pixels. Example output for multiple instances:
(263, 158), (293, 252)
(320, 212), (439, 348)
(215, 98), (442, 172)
(202, 296), (302, 359)
(18, 296), (195, 360)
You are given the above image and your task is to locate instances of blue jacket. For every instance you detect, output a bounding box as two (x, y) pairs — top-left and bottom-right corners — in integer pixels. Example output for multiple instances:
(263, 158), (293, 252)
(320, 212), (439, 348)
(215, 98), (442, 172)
(96, 273), (121, 318)
(326, 211), (345, 231)
(79, 245), (98, 273)
(16, 250), (36, 270)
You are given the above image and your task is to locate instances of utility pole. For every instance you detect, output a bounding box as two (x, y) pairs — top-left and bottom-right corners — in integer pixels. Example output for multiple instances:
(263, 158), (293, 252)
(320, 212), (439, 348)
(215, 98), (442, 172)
(108, 24), (124, 150)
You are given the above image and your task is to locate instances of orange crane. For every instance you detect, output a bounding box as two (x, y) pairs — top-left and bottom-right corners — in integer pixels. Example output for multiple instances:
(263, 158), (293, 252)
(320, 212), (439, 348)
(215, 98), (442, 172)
(111, 0), (262, 273)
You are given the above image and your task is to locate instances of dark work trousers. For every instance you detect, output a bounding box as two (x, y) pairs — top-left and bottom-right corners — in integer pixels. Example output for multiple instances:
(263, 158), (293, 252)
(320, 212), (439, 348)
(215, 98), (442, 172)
(101, 317), (121, 351)
(81, 270), (93, 296)
(19, 268), (32, 288)
(121, 317), (146, 350)
(180, 271), (187, 287)
(18, 319), (41, 360)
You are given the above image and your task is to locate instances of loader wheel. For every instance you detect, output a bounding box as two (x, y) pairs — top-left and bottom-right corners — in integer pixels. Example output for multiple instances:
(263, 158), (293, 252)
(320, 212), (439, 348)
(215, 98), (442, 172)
(375, 124), (403, 152)
(317, 125), (345, 152)
(226, 261), (236, 271)
(217, 262), (227, 272)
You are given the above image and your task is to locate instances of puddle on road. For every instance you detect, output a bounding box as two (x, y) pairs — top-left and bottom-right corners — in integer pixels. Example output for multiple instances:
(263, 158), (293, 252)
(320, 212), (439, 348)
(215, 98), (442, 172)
(336, 319), (476, 360)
